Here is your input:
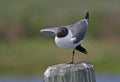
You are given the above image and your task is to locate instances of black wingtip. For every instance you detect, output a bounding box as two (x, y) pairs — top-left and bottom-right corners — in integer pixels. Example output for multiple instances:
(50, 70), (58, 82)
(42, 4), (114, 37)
(85, 11), (89, 20)
(75, 45), (88, 55)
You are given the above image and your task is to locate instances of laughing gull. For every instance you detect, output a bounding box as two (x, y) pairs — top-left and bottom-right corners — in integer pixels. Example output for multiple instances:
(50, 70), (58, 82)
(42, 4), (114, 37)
(40, 12), (89, 63)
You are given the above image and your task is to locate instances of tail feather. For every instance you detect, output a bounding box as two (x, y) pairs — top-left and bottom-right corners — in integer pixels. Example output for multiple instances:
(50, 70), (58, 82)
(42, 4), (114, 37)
(75, 45), (88, 54)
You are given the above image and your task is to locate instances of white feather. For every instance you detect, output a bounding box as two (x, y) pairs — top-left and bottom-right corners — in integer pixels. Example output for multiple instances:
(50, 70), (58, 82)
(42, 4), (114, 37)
(55, 30), (75, 49)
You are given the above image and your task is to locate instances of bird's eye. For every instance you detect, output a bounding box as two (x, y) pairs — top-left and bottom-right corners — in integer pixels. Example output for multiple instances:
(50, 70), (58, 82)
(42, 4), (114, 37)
(62, 29), (66, 32)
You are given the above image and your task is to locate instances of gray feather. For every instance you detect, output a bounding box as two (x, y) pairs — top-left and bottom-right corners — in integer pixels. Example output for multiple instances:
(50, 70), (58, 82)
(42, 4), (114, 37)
(40, 24), (73, 38)
(40, 27), (58, 38)
(66, 19), (88, 44)
(40, 19), (88, 43)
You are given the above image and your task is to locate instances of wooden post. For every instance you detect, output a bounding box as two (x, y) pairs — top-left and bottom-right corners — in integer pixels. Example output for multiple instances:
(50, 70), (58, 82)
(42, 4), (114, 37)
(44, 61), (96, 82)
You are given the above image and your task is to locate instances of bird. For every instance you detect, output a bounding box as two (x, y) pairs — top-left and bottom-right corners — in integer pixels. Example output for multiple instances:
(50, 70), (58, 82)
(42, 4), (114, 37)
(40, 12), (89, 63)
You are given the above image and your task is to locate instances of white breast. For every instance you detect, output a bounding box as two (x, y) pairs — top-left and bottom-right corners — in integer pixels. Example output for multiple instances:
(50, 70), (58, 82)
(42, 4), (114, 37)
(55, 30), (75, 49)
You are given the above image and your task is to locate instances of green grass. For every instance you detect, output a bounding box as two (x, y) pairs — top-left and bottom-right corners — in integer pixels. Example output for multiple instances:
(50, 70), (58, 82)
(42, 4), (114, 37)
(0, 38), (60, 75)
(0, 38), (120, 75)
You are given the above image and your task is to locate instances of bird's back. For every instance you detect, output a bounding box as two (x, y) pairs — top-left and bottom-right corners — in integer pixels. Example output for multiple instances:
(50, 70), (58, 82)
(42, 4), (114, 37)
(67, 19), (88, 44)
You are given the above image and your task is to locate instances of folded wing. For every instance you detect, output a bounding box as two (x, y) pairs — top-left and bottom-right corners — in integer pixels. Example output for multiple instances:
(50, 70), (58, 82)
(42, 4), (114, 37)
(66, 19), (88, 44)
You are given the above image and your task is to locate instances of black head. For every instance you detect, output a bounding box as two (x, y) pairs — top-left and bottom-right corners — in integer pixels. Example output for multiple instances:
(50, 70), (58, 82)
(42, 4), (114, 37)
(56, 27), (68, 38)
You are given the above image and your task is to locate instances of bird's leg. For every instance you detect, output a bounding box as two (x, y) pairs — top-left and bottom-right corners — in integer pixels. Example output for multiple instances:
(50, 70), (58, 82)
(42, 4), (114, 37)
(70, 49), (75, 64)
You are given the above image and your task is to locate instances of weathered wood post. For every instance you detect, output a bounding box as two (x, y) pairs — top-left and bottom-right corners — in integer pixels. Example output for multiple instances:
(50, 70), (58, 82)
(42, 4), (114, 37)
(44, 61), (96, 82)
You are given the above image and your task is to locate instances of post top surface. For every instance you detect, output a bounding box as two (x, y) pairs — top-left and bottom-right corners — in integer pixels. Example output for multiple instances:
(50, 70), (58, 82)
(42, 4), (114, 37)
(44, 61), (94, 77)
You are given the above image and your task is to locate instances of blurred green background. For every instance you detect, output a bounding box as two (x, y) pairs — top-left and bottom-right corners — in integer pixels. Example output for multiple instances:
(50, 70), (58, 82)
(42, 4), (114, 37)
(0, 0), (120, 76)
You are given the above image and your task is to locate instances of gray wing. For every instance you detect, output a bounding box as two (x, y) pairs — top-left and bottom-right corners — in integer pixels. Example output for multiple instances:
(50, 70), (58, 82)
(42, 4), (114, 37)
(66, 19), (88, 44)
(40, 27), (58, 38)
(40, 24), (74, 38)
